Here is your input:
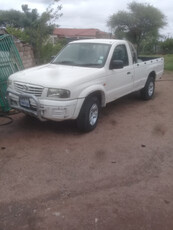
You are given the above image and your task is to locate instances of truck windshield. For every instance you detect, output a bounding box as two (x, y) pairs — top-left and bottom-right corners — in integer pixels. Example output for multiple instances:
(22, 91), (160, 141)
(52, 43), (111, 68)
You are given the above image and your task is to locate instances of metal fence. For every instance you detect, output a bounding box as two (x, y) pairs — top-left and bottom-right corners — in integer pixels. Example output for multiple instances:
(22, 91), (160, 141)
(0, 34), (24, 112)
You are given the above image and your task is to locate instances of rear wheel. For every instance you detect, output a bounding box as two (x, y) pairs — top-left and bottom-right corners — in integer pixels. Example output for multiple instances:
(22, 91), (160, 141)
(140, 76), (155, 100)
(77, 96), (100, 132)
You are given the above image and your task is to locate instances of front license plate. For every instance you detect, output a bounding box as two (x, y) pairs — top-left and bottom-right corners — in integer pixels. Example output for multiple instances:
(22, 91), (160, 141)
(19, 97), (30, 108)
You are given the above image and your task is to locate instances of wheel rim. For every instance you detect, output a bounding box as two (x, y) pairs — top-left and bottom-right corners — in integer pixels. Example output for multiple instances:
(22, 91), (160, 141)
(89, 103), (98, 126)
(148, 81), (154, 97)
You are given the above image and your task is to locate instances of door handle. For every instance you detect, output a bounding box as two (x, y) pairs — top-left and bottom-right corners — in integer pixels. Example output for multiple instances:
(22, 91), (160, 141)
(127, 72), (131, 75)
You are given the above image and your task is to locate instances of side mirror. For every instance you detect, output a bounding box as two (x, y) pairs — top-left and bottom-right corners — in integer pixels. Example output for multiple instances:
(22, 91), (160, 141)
(110, 60), (124, 70)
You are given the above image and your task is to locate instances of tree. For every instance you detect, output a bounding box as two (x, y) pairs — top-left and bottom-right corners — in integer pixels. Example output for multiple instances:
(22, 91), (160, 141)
(0, 10), (25, 27)
(0, 0), (62, 64)
(139, 32), (163, 54)
(6, 27), (29, 42)
(40, 39), (66, 64)
(160, 38), (173, 54)
(107, 2), (166, 53)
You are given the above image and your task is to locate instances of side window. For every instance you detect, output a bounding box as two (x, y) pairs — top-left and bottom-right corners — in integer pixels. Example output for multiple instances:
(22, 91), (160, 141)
(111, 44), (129, 66)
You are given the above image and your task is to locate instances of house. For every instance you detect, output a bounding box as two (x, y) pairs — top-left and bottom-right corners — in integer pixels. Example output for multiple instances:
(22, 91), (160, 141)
(50, 28), (111, 44)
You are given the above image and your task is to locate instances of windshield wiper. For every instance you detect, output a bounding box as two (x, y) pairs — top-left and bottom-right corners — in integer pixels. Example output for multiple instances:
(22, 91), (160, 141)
(81, 63), (101, 67)
(53, 61), (101, 68)
(56, 61), (76, 66)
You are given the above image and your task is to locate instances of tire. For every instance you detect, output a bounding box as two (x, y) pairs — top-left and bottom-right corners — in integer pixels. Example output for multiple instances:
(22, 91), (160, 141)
(77, 96), (100, 132)
(140, 76), (155, 100)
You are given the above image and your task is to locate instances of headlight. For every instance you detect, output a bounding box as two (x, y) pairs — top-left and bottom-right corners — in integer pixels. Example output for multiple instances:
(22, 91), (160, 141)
(7, 79), (12, 88)
(47, 88), (70, 99)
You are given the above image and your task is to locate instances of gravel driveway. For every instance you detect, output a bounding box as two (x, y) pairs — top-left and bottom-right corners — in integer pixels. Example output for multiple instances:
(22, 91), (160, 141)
(0, 72), (173, 230)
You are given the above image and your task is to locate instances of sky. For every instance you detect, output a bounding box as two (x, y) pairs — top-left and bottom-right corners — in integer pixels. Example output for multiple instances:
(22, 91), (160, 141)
(0, 0), (173, 37)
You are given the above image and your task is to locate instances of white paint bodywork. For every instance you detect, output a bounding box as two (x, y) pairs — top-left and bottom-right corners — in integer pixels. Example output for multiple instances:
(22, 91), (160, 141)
(7, 39), (164, 121)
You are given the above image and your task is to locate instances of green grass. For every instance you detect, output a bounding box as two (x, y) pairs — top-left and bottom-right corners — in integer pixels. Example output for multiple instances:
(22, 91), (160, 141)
(163, 54), (173, 71)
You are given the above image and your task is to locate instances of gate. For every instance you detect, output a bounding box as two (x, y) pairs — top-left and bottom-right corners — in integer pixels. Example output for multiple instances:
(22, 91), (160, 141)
(0, 34), (24, 112)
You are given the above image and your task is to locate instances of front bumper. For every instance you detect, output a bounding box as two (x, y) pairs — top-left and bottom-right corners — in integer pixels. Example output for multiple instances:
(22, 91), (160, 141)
(7, 89), (80, 121)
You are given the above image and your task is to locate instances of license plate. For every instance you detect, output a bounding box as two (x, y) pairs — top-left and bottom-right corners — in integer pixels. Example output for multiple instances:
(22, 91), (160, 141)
(19, 96), (30, 108)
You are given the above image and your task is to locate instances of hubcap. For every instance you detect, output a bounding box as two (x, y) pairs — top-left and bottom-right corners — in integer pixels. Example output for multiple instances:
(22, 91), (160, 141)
(148, 81), (154, 97)
(89, 103), (98, 126)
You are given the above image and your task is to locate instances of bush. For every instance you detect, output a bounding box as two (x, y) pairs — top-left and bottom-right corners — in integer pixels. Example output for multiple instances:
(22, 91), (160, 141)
(40, 40), (67, 64)
(6, 27), (29, 42)
(160, 38), (173, 54)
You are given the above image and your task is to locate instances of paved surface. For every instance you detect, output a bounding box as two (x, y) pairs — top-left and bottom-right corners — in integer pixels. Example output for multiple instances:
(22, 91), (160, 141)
(0, 73), (173, 230)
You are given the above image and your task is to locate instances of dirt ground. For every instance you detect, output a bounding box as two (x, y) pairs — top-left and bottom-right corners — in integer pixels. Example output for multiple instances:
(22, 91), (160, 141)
(0, 72), (173, 230)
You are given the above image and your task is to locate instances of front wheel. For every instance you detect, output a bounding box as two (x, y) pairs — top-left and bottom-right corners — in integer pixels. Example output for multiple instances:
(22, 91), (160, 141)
(76, 96), (100, 132)
(140, 76), (155, 100)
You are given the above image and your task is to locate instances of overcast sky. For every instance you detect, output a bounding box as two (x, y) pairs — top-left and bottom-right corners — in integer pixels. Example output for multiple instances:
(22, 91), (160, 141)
(0, 0), (173, 37)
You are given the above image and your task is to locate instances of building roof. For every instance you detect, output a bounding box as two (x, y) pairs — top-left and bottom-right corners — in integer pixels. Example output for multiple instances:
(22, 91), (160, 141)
(53, 28), (110, 38)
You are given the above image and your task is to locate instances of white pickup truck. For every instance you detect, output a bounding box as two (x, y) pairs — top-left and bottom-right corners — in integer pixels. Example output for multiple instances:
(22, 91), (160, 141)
(7, 39), (164, 132)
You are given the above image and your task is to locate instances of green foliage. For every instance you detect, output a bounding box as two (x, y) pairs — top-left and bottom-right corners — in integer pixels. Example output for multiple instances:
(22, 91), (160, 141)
(40, 40), (66, 64)
(163, 54), (173, 71)
(139, 34), (160, 54)
(20, 2), (62, 64)
(108, 1), (166, 53)
(6, 27), (29, 42)
(0, 10), (25, 27)
(160, 38), (173, 54)
(0, 0), (62, 64)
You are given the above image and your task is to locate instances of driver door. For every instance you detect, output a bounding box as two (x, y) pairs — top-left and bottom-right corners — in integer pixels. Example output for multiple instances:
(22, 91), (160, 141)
(106, 44), (134, 103)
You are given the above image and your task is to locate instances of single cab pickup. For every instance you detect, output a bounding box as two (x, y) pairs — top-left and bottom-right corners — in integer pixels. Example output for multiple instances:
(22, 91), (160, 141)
(7, 39), (164, 132)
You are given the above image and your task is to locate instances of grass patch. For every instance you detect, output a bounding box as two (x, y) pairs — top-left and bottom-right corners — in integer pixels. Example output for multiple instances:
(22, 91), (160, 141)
(163, 54), (173, 71)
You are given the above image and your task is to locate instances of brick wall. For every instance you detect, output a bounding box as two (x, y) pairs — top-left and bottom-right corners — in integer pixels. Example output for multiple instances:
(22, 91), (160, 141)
(15, 41), (35, 69)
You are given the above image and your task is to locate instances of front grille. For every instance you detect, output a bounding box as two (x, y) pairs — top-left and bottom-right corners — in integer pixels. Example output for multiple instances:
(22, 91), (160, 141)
(14, 82), (43, 97)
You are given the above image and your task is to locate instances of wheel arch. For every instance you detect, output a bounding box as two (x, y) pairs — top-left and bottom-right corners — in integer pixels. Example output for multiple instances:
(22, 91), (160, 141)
(140, 71), (156, 100)
(78, 85), (106, 108)
(148, 71), (156, 81)
(85, 90), (106, 107)
(73, 87), (106, 120)
(76, 92), (101, 132)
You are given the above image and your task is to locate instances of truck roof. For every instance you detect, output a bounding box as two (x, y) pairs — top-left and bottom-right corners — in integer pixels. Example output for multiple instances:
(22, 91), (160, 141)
(70, 39), (126, 45)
